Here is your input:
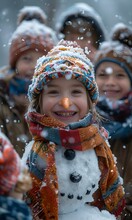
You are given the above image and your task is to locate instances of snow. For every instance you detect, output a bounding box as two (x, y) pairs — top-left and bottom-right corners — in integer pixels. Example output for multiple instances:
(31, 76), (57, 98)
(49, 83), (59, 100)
(110, 22), (130, 38)
(84, 46), (90, 55)
(10, 20), (57, 41)
(41, 130), (48, 138)
(55, 147), (101, 214)
(22, 138), (116, 220)
(65, 72), (73, 80)
(55, 2), (108, 41)
(59, 205), (116, 220)
(99, 40), (123, 52)
(21, 140), (34, 165)
(18, 6), (47, 23)
(105, 67), (113, 74)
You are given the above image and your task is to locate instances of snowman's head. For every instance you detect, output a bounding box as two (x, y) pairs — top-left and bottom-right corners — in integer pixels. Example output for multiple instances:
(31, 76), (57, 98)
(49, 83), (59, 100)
(55, 146), (101, 214)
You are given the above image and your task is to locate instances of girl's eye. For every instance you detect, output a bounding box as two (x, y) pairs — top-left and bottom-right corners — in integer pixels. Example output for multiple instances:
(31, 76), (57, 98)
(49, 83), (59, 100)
(116, 73), (127, 78)
(96, 72), (107, 77)
(47, 90), (59, 95)
(72, 89), (83, 94)
(22, 56), (31, 62)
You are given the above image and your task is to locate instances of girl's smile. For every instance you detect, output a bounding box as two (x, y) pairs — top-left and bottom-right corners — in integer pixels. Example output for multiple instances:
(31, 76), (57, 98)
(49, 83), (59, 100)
(95, 62), (131, 101)
(40, 78), (90, 124)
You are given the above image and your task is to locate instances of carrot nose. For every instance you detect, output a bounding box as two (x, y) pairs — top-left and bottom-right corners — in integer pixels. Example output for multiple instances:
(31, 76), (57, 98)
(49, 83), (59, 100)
(60, 97), (72, 109)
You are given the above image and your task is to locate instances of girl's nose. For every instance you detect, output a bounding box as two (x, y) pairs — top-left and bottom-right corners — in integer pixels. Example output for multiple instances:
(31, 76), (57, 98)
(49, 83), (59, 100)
(105, 76), (116, 86)
(59, 97), (72, 109)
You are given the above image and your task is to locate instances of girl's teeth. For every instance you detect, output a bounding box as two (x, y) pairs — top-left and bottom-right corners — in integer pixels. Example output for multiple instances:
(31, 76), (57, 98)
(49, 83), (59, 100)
(56, 112), (74, 116)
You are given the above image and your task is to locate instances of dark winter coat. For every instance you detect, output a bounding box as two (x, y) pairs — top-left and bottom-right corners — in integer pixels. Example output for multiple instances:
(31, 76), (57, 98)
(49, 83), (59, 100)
(96, 94), (132, 220)
(0, 67), (32, 157)
(0, 195), (32, 220)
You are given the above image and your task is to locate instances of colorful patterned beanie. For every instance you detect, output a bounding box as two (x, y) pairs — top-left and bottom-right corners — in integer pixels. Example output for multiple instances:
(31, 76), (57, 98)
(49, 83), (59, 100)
(0, 132), (20, 195)
(9, 6), (58, 69)
(28, 40), (99, 104)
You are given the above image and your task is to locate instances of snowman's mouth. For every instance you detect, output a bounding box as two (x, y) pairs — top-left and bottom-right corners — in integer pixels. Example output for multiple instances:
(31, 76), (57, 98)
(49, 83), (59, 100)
(60, 193), (84, 200)
(59, 183), (96, 200)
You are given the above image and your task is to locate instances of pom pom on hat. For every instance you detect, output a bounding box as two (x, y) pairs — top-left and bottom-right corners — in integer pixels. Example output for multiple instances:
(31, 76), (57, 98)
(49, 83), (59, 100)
(94, 23), (132, 84)
(28, 39), (99, 104)
(110, 22), (132, 49)
(9, 6), (58, 69)
(17, 6), (47, 25)
(0, 132), (20, 195)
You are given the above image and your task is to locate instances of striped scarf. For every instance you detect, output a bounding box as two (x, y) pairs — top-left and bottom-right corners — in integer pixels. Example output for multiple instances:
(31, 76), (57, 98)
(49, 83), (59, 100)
(25, 111), (125, 219)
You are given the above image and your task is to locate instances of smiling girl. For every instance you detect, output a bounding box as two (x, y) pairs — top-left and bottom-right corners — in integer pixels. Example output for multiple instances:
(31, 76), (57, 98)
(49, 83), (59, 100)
(0, 6), (58, 157)
(22, 40), (125, 220)
(94, 23), (132, 220)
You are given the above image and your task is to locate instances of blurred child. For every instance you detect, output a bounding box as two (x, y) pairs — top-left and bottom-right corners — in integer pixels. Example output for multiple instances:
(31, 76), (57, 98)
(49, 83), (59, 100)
(55, 2), (108, 61)
(0, 6), (58, 157)
(94, 23), (132, 219)
(0, 131), (32, 220)
(22, 40), (125, 219)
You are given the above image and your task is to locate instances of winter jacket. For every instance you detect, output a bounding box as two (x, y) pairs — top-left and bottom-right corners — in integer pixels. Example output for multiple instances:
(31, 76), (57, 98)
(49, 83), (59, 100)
(0, 66), (32, 157)
(0, 195), (32, 220)
(96, 95), (132, 220)
(110, 138), (132, 218)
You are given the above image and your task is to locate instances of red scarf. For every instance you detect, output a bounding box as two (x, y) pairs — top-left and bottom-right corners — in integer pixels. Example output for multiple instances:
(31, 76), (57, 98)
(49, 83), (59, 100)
(25, 112), (125, 219)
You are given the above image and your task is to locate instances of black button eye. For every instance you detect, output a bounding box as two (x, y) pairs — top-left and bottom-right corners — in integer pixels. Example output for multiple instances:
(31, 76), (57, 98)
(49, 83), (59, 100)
(64, 149), (76, 160)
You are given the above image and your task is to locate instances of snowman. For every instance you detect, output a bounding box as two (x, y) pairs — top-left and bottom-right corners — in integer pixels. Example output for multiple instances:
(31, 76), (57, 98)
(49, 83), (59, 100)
(55, 145), (116, 220)
(22, 141), (116, 220)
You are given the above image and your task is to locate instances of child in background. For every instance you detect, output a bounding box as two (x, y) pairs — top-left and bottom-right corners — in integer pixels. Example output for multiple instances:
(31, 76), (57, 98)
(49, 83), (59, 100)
(94, 23), (132, 220)
(55, 2), (108, 61)
(0, 6), (58, 157)
(0, 131), (32, 220)
(22, 40), (125, 219)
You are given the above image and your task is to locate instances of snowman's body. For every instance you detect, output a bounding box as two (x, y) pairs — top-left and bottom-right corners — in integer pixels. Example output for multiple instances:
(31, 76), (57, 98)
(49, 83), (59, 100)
(55, 146), (116, 220)
(22, 142), (116, 220)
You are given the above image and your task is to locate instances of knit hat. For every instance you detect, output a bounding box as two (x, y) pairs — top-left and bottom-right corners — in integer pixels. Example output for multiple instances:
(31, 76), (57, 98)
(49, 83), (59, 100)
(17, 6), (47, 25)
(0, 132), (20, 195)
(0, 132), (32, 196)
(55, 3), (107, 47)
(94, 23), (132, 84)
(9, 6), (58, 69)
(28, 40), (99, 104)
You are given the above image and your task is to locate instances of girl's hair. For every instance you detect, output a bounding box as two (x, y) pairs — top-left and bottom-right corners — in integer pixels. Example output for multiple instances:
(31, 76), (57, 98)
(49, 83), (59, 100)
(28, 93), (41, 113)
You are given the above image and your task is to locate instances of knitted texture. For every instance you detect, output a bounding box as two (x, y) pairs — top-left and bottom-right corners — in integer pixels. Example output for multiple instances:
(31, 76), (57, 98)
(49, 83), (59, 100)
(0, 132), (20, 195)
(28, 40), (99, 103)
(24, 111), (125, 219)
(9, 6), (57, 68)
(0, 195), (32, 220)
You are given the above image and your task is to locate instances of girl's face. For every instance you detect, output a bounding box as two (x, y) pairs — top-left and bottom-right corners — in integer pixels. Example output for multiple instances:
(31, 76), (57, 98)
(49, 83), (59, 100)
(16, 50), (44, 79)
(95, 62), (131, 101)
(40, 78), (90, 124)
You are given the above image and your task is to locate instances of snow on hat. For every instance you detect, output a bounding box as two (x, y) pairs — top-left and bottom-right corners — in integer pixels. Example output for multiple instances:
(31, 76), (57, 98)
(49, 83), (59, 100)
(55, 2), (107, 46)
(110, 22), (132, 49)
(0, 132), (20, 195)
(9, 6), (58, 68)
(17, 6), (47, 25)
(94, 23), (132, 84)
(28, 39), (99, 104)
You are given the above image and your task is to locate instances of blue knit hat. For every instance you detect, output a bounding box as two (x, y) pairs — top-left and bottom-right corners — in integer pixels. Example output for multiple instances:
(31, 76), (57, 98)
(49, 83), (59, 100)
(28, 40), (99, 104)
